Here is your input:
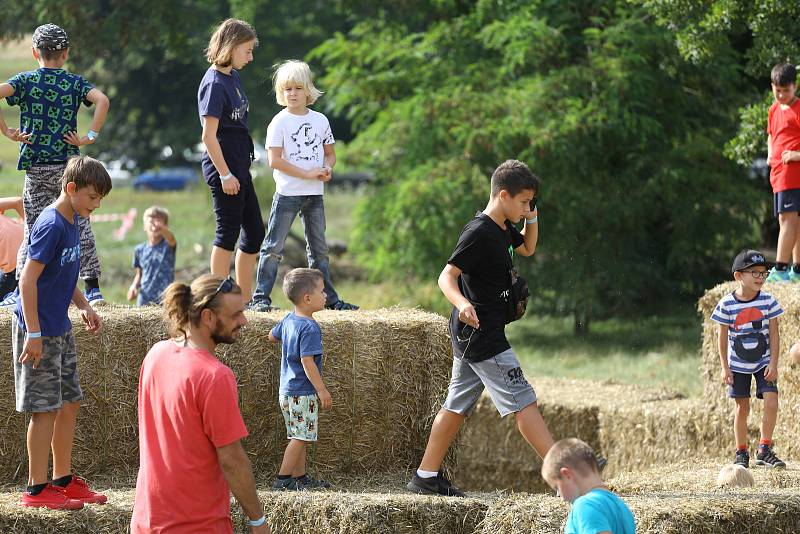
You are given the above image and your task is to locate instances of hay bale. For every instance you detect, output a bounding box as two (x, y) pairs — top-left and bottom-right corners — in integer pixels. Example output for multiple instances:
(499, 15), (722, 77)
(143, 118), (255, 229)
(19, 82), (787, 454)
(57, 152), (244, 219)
(698, 282), (800, 458)
(0, 306), (454, 483)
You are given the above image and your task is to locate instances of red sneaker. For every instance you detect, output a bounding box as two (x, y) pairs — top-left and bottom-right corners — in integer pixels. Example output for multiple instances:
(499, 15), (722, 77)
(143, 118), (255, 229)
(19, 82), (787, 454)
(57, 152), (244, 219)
(61, 476), (108, 504)
(21, 484), (84, 510)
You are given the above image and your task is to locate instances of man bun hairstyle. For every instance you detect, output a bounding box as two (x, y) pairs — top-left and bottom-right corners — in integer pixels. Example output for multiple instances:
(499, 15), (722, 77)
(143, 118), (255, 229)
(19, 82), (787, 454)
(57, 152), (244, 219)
(541, 438), (599, 482)
(206, 18), (258, 68)
(282, 268), (323, 305)
(490, 159), (540, 198)
(771, 63), (797, 86)
(162, 274), (242, 338)
(61, 155), (112, 196)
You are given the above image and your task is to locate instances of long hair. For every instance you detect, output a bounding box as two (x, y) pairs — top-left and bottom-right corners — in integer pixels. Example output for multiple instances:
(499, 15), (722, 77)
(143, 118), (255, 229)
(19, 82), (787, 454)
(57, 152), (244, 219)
(205, 18), (258, 67)
(162, 274), (241, 338)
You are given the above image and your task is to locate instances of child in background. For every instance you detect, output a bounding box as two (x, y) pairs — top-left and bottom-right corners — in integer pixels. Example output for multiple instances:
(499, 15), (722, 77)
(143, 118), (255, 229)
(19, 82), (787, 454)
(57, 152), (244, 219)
(128, 206), (176, 306)
(0, 196), (24, 304)
(13, 156), (111, 509)
(712, 249), (786, 468)
(250, 60), (357, 312)
(268, 268), (332, 491)
(0, 23), (110, 304)
(542, 438), (635, 534)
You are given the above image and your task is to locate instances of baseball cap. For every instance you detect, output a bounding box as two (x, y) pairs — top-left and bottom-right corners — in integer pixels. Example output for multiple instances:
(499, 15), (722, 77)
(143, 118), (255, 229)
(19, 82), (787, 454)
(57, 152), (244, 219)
(731, 249), (774, 273)
(32, 24), (69, 51)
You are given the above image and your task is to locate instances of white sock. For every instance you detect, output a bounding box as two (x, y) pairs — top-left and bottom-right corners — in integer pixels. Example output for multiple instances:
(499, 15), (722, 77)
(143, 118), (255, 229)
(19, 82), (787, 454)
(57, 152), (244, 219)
(416, 469), (438, 479)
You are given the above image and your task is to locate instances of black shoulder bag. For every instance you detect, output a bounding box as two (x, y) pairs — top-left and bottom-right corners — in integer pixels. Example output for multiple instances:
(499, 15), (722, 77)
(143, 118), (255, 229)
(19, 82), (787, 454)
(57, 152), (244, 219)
(505, 265), (529, 324)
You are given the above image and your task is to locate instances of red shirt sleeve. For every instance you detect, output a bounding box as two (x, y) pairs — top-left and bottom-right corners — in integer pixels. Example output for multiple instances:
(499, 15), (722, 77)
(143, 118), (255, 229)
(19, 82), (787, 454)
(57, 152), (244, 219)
(199, 367), (248, 448)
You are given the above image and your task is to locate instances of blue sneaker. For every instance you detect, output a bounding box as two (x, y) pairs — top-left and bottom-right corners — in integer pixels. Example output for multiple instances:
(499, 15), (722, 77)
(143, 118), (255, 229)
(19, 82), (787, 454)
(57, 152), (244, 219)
(789, 269), (800, 283)
(767, 267), (791, 283)
(0, 291), (18, 308)
(84, 287), (106, 306)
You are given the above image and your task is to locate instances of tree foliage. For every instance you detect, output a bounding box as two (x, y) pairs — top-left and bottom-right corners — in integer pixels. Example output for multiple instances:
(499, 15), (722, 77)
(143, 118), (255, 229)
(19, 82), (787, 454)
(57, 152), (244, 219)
(314, 0), (764, 325)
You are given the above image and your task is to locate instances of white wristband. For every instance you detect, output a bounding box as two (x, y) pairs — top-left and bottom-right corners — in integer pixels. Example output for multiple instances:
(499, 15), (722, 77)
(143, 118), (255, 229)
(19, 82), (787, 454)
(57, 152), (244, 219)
(220, 173), (233, 182)
(526, 216), (538, 225)
(27, 331), (42, 339)
(248, 515), (266, 527)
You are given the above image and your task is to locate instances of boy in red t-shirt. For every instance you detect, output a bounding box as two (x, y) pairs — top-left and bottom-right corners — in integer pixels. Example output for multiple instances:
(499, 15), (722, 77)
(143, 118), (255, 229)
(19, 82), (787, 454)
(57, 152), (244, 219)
(766, 63), (800, 282)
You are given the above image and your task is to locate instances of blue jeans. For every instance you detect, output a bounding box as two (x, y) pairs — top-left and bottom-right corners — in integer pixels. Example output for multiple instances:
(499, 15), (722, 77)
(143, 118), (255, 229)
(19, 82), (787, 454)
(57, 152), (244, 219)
(252, 193), (340, 306)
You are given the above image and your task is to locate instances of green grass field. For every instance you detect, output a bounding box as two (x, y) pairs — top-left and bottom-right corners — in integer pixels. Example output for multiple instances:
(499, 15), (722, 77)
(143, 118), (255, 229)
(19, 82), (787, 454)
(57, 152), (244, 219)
(0, 36), (703, 397)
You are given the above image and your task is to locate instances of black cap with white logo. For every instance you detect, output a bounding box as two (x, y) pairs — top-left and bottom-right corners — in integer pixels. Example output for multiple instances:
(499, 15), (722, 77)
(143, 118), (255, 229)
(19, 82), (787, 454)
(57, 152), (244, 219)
(32, 24), (69, 52)
(731, 249), (774, 273)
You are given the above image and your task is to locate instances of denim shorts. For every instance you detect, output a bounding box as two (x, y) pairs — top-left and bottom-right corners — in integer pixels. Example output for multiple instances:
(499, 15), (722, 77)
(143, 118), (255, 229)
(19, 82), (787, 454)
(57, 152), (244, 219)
(279, 393), (319, 442)
(728, 367), (778, 399)
(12, 315), (83, 412)
(442, 348), (537, 417)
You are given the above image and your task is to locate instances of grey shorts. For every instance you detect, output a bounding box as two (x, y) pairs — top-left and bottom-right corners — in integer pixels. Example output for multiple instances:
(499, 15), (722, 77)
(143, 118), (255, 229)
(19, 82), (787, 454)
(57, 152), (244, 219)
(12, 315), (83, 412)
(442, 348), (537, 417)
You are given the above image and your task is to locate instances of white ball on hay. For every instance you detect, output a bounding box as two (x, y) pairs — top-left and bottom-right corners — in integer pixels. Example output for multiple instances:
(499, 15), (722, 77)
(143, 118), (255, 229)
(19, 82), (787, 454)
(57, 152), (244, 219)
(716, 464), (754, 488)
(790, 343), (800, 366)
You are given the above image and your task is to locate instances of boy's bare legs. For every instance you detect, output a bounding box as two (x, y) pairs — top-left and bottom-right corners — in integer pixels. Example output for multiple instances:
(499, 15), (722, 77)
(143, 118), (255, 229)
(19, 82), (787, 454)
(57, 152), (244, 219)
(278, 439), (307, 476)
(210, 246), (233, 278)
(418, 409), (465, 472)
(27, 411), (58, 485)
(776, 213), (800, 264)
(761, 393), (779, 442)
(234, 250), (258, 302)
(292, 445), (307, 478)
(51, 402), (80, 479)
(515, 402), (554, 458)
(734, 397), (749, 446)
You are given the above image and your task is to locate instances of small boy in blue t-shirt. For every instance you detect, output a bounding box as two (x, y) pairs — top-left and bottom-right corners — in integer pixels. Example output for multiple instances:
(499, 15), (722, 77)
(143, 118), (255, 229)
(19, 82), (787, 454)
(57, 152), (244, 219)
(543, 438), (635, 534)
(127, 206), (176, 306)
(268, 267), (332, 491)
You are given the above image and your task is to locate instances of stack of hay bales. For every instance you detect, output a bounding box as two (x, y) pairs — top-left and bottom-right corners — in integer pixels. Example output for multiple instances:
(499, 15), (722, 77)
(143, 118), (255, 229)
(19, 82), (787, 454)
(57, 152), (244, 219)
(698, 282), (800, 457)
(0, 306), (453, 483)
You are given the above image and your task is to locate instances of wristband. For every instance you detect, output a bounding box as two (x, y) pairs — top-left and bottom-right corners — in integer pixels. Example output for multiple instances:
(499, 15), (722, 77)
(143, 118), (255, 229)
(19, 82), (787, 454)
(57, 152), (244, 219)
(27, 331), (42, 339)
(247, 516), (266, 527)
(220, 173), (233, 182)
(87, 129), (99, 141)
(525, 216), (538, 224)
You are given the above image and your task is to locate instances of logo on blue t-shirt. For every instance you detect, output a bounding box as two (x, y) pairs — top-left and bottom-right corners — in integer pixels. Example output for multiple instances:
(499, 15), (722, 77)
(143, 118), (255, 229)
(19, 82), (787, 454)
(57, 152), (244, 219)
(60, 244), (80, 266)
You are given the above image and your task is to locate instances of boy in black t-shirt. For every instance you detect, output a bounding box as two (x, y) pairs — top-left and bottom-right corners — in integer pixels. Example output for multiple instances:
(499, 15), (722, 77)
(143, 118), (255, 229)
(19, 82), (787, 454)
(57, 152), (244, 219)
(407, 159), (554, 497)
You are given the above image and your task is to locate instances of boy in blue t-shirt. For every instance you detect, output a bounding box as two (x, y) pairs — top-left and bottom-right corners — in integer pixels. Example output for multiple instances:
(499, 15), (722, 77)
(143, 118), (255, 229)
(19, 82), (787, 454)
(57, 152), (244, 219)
(268, 267), (332, 491)
(13, 156), (112, 510)
(542, 438), (635, 534)
(127, 206), (177, 306)
(0, 23), (110, 305)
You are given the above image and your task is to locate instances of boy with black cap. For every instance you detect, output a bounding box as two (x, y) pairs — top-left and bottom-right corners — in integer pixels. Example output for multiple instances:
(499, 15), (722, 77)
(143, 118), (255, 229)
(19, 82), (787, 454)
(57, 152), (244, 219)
(0, 23), (110, 305)
(711, 249), (786, 469)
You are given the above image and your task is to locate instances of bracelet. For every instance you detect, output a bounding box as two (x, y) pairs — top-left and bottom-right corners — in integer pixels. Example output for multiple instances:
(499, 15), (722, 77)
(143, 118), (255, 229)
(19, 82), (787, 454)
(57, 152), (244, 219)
(247, 515), (266, 527)
(220, 173), (233, 182)
(27, 331), (42, 339)
(525, 216), (538, 224)
(87, 129), (99, 141)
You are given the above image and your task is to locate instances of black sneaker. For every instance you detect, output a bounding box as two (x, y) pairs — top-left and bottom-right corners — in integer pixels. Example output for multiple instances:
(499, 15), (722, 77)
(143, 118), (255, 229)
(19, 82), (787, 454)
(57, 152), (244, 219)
(755, 445), (786, 468)
(271, 477), (306, 491)
(734, 449), (750, 468)
(406, 472), (465, 497)
(325, 300), (359, 311)
(294, 474), (331, 489)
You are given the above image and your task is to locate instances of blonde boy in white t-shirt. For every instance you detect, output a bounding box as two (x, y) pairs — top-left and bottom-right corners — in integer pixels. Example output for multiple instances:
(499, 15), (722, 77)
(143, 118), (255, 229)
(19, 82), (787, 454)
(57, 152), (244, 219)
(250, 60), (357, 312)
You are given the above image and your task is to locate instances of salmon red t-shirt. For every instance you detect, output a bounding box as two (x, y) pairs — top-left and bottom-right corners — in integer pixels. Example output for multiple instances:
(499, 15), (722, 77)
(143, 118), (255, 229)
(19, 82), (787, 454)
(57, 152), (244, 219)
(768, 99), (800, 192)
(0, 213), (23, 273)
(131, 340), (248, 534)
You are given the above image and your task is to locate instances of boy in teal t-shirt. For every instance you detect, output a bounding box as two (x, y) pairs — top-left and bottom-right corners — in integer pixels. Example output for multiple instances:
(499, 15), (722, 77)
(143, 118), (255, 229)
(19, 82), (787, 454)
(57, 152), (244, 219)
(543, 438), (635, 534)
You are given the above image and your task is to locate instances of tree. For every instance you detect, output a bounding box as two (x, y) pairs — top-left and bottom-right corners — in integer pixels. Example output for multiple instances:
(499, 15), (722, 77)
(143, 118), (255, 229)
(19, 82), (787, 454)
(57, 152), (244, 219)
(314, 0), (763, 330)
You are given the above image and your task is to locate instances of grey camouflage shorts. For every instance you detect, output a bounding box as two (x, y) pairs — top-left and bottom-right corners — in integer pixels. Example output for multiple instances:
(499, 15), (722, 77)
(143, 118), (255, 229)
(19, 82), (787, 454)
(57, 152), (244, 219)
(12, 315), (83, 412)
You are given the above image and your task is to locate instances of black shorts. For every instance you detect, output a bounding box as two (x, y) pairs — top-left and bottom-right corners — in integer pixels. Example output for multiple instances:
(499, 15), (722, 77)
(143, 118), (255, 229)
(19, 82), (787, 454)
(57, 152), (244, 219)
(773, 188), (800, 216)
(728, 367), (778, 399)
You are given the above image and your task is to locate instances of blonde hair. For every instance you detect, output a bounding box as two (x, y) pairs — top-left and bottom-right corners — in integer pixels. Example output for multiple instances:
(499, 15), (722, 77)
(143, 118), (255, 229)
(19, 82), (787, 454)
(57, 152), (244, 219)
(716, 464), (754, 488)
(542, 438), (599, 482)
(162, 275), (242, 339)
(273, 60), (323, 106)
(283, 268), (323, 304)
(206, 18), (258, 67)
(143, 205), (170, 225)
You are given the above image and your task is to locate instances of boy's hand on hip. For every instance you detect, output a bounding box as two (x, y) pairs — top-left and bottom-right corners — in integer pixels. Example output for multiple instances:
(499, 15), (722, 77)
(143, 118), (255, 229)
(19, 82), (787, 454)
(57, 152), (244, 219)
(81, 308), (102, 333)
(221, 176), (240, 195)
(3, 127), (32, 144)
(764, 364), (779, 382)
(318, 388), (332, 410)
(20, 338), (43, 368)
(64, 131), (94, 147)
(781, 150), (800, 164)
(721, 368), (733, 385)
(458, 303), (479, 329)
